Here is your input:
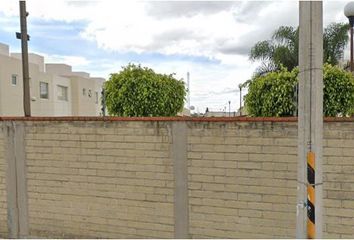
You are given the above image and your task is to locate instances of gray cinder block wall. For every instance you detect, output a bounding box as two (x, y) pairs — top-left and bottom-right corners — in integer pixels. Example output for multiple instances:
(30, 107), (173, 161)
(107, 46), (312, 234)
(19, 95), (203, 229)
(0, 117), (353, 238)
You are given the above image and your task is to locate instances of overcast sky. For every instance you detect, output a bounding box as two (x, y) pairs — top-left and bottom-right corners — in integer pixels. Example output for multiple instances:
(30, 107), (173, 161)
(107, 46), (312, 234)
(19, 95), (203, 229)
(0, 0), (350, 113)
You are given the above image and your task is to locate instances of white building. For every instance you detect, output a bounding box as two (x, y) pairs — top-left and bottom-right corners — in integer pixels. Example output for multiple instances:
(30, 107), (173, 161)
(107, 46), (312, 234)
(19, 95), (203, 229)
(0, 42), (105, 116)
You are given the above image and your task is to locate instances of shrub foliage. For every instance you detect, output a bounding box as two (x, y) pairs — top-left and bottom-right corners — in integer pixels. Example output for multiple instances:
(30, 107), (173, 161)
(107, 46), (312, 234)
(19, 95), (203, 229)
(244, 64), (354, 117)
(105, 64), (186, 117)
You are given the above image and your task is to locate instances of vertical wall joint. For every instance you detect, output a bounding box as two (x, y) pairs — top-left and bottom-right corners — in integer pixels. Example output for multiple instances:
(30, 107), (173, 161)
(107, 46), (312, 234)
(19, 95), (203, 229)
(171, 121), (189, 239)
(4, 122), (28, 238)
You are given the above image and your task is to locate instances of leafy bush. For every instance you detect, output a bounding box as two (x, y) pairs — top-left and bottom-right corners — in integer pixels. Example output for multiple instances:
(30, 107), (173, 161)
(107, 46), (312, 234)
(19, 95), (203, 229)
(244, 64), (354, 117)
(105, 64), (186, 117)
(324, 64), (354, 116)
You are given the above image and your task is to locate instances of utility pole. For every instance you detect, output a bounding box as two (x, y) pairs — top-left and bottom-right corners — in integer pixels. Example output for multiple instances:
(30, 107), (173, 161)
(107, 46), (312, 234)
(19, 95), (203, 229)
(297, 1), (323, 239)
(17, 1), (31, 117)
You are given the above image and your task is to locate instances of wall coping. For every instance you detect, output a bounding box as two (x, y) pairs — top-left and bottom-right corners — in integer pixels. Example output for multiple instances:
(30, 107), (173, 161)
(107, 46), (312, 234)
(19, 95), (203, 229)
(0, 116), (353, 122)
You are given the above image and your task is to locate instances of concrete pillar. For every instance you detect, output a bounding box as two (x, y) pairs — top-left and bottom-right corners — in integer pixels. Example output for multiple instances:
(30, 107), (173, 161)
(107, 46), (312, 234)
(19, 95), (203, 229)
(4, 122), (29, 238)
(171, 122), (189, 238)
(297, 1), (323, 238)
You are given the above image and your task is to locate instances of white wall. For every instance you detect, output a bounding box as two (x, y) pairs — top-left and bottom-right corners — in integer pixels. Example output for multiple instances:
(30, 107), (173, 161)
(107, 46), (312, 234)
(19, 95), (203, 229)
(0, 54), (24, 116)
(32, 71), (53, 116)
(0, 43), (104, 117)
(69, 76), (97, 116)
(52, 75), (71, 116)
(45, 64), (72, 76)
(92, 77), (105, 116)
(0, 43), (9, 56)
(11, 53), (45, 72)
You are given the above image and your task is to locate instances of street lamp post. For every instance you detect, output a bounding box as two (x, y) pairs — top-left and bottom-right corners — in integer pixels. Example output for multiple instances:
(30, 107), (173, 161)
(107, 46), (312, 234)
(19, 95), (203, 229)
(228, 101), (231, 117)
(239, 84), (242, 116)
(344, 2), (354, 72)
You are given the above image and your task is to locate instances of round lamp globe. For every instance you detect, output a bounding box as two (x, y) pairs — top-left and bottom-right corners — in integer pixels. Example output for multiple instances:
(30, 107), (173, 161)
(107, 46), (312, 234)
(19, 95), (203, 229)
(344, 2), (354, 18)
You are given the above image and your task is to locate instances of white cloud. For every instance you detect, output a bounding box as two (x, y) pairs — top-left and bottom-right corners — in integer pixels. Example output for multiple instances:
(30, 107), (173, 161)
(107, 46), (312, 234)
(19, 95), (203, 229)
(1, 1), (348, 61)
(80, 2), (253, 61)
(0, 0), (350, 111)
(0, 1), (257, 61)
(35, 51), (91, 68)
(47, 55), (91, 67)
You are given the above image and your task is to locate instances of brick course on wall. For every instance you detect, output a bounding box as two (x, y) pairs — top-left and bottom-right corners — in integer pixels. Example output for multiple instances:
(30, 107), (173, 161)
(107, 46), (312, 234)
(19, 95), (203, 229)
(0, 117), (353, 238)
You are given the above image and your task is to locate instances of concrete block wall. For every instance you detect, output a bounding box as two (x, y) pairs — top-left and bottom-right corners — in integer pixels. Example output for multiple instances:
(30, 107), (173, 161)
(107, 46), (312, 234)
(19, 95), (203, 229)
(0, 123), (7, 237)
(187, 121), (297, 238)
(0, 117), (354, 238)
(24, 121), (174, 238)
(323, 122), (354, 238)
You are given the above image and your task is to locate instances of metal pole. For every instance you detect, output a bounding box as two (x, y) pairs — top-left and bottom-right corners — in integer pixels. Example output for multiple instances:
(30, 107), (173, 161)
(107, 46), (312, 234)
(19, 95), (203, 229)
(351, 26), (353, 72)
(19, 1), (31, 117)
(297, 1), (323, 238)
(101, 88), (106, 117)
(293, 83), (299, 117)
(187, 72), (191, 109)
(228, 101), (230, 117)
(239, 85), (242, 116)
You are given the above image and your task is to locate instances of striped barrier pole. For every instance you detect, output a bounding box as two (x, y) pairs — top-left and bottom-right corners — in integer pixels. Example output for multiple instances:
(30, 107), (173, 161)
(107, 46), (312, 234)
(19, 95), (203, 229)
(307, 152), (315, 239)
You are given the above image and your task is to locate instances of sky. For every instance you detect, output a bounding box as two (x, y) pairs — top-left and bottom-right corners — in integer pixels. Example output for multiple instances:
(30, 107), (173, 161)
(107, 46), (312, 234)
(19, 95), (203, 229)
(0, 0), (350, 113)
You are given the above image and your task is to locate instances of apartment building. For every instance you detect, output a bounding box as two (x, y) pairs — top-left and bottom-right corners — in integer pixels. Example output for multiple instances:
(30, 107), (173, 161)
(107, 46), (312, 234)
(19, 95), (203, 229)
(0, 42), (105, 116)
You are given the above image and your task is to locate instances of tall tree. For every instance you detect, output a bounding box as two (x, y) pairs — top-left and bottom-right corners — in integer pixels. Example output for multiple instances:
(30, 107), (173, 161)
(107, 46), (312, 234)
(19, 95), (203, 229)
(324, 23), (350, 65)
(249, 23), (349, 75)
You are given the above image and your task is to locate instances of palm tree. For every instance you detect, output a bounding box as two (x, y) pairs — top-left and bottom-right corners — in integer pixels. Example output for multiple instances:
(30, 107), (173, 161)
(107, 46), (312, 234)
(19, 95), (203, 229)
(249, 23), (349, 75)
(324, 23), (350, 65)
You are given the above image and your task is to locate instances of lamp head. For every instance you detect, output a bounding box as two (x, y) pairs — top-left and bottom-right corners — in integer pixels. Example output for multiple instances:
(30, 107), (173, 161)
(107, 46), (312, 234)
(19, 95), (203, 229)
(345, 2), (354, 17)
(345, 2), (354, 26)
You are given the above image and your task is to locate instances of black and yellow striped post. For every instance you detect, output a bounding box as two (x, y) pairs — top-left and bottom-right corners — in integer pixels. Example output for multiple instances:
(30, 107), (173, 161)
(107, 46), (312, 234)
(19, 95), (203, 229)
(307, 152), (315, 239)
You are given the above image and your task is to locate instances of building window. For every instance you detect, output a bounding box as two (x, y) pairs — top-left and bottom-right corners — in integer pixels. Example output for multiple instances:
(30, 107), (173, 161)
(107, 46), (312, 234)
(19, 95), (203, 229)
(95, 92), (98, 104)
(57, 85), (68, 101)
(11, 74), (17, 86)
(88, 89), (92, 98)
(83, 88), (86, 96)
(40, 82), (49, 99)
